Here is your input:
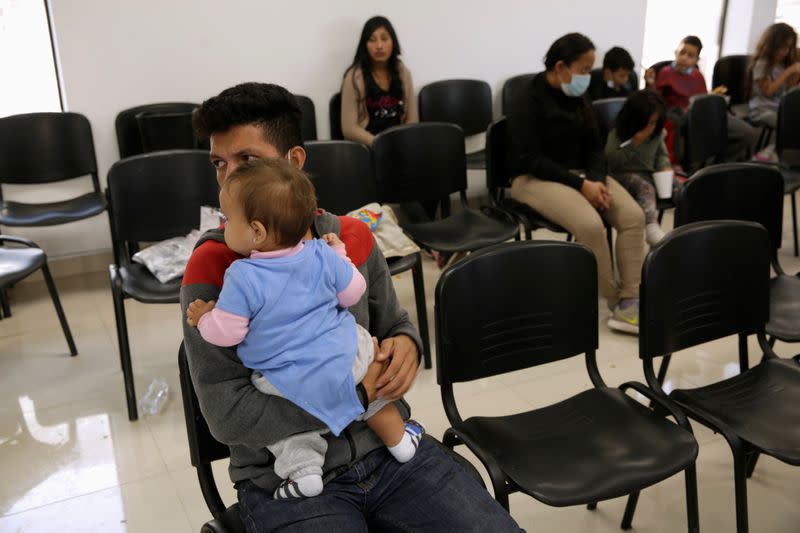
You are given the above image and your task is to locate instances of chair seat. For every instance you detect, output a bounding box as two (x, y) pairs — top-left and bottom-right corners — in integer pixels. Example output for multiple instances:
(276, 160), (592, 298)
(0, 192), (106, 227)
(453, 387), (698, 507)
(200, 504), (246, 533)
(671, 358), (800, 465)
(404, 208), (518, 253)
(768, 274), (800, 341)
(466, 149), (486, 170)
(386, 252), (419, 275)
(0, 248), (45, 286)
(782, 167), (800, 194)
(113, 263), (181, 304)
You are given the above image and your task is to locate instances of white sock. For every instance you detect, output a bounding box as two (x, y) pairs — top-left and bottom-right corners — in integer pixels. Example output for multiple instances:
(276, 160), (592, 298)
(273, 474), (323, 499)
(645, 223), (666, 246)
(387, 421), (424, 463)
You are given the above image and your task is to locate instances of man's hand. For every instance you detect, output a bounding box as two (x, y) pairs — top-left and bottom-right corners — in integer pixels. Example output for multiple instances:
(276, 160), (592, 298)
(374, 335), (420, 400)
(187, 299), (216, 327)
(644, 68), (656, 87)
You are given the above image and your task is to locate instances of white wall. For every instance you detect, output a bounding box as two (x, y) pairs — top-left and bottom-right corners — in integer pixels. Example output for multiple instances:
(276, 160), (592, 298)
(722, 0), (779, 55)
(11, 0), (648, 258)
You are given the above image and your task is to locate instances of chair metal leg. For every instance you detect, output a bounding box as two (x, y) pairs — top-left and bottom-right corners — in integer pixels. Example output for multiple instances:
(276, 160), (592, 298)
(791, 192), (798, 257)
(738, 333), (749, 373)
(0, 288), (10, 318)
(620, 491), (640, 530)
(41, 264), (77, 356)
(685, 464), (700, 533)
(733, 451), (750, 533)
(606, 227), (613, 252)
(111, 283), (138, 421)
(656, 354), (672, 385)
(746, 453), (760, 479)
(587, 502), (598, 510)
(411, 255), (431, 369)
(658, 209), (665, 225)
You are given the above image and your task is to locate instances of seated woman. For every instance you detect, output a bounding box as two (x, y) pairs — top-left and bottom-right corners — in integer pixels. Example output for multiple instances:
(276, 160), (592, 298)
(507, 32), (645, 335)
(340, 16), (417, 146)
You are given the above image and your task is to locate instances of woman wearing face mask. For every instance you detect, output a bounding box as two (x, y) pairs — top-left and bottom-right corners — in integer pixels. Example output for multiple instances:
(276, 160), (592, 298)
(507, 32), (645, 334)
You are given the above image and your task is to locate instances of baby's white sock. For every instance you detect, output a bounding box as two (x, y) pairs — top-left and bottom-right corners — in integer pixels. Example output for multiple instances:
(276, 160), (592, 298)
(387, 421), (424, 463)
(273, 474), (323, 499)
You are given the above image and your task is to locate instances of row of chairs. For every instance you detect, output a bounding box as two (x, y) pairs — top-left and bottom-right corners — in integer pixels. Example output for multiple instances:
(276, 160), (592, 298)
(181, 164), (800, 533)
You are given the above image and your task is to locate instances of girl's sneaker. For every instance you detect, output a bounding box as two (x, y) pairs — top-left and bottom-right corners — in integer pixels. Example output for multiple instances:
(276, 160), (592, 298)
(608, 298), (639, 335)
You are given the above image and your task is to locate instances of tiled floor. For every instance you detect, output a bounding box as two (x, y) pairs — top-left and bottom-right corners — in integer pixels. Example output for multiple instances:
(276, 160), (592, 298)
(1, 205), (799, 532)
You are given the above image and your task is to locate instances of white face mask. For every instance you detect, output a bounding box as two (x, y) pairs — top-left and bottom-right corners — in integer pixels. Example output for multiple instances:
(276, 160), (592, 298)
(561, 73), (591, 97)
(606, 80), (616, 89)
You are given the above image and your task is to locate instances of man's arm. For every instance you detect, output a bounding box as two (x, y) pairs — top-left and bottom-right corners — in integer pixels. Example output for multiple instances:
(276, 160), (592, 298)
(181, 242), (328, 448)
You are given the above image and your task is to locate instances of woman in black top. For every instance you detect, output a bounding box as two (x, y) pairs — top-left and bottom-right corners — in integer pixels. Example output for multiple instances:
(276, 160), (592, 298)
(507, 33), (645, 334)
(341, 16), (418, 146)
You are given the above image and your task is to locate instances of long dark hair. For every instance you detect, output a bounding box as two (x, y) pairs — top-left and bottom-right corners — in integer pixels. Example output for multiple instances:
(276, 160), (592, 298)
(544, 32), (595, 71)
(345, 16), (403, 109)
(615, 90), (666, 142)
(746, 23), (798, 98)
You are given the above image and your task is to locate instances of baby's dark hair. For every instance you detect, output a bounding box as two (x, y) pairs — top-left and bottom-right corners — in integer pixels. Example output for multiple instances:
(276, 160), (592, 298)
(224, 158), (317, 248)
(615, 90), (666, 142)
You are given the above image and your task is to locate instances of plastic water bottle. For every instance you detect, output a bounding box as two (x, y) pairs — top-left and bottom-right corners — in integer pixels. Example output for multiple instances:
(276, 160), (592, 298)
(139, 377), (169, 416)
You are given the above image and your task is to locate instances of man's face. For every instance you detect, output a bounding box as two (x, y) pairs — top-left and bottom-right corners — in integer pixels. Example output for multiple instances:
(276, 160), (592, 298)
(210, 124), (286, 186)
(674, 43), (700, 71)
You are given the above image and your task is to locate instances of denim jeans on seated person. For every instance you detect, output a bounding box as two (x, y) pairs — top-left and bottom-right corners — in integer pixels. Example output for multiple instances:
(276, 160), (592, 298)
(237, 435), (526, 533)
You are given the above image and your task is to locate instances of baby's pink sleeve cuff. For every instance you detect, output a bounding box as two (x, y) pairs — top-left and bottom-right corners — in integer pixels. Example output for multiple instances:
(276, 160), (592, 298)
(197, 308), (250, 347)
(337, 266), (366, 307)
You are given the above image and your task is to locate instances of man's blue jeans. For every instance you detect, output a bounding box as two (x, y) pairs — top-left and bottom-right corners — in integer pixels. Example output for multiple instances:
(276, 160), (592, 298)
(237, 436), (525, 532)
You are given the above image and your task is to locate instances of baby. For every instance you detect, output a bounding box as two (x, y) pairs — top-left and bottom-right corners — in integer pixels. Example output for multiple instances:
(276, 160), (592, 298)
(186, 158), (423, 499)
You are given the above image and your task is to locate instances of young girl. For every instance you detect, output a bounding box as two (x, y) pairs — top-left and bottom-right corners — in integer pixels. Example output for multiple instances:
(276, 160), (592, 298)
(748, 22), (800, 131)
(605, 90), (679, 246)
(186, 158), (423, 500)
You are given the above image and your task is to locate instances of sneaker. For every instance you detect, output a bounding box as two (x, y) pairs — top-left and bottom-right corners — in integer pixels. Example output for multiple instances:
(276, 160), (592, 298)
(608, 298), (639, 335)
(752, 146), (778, 163)
(645, 223), (666, 246)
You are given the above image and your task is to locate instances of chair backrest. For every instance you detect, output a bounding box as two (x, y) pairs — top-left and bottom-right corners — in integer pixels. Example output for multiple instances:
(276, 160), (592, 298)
(485, 117), (513, 195)
(777, 88), (800, 167)
(649, 60), (673, 77)
(418, 79), (493, 136)
(115, 102), (199, 159)
(501, 73), (536, 116)
(136, 111), (198, 153)
(675, 162), (783, 253)
(591, 97), (627, 145)
(640, 221), (770, 359)
(684, 94), (727, 169)
(106, 150), (219, 262)
(435, 240), (598, 384)
(304, 141), (376, 215)
(712, 54), (751, 106)
(372, 123), (466, 204)
(329, 92), (344, 140)
(294, 94), (318, 142)
(0, 112), (99, 188)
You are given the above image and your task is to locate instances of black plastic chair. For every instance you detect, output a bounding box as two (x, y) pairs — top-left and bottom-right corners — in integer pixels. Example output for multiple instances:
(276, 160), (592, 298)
(649, 60), (673, 78)
(712, 54), (751, 116)
(107, 150), (219, 421)
(683, 94), (728, 172)
(0, 112), (106, 228)
(418, 79), (492, 169)
(329, 92), (344, 140)
(178, 342), (485, 533)
(136, 110), (200, 153)
(373, 123), (519, 254)
(294, 94), (317, 142)
(303, 140), (432, 369)
(501, 73), (536, 116)
(0, 235), (76, 355)
(640, 220), (800, 533)
(670, 163), (800, 374)
(776, 88), (800, 256)
(436, 240), (699, 530)
(115, 102), (199, 158)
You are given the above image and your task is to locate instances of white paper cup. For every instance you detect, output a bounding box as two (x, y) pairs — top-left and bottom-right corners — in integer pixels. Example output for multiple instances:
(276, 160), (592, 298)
(653, 170), (674, 199)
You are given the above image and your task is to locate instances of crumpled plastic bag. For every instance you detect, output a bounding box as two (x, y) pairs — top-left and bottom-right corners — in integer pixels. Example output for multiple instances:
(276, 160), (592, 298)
(132, 206), (222, 283)
(347, 203), (420, 258)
